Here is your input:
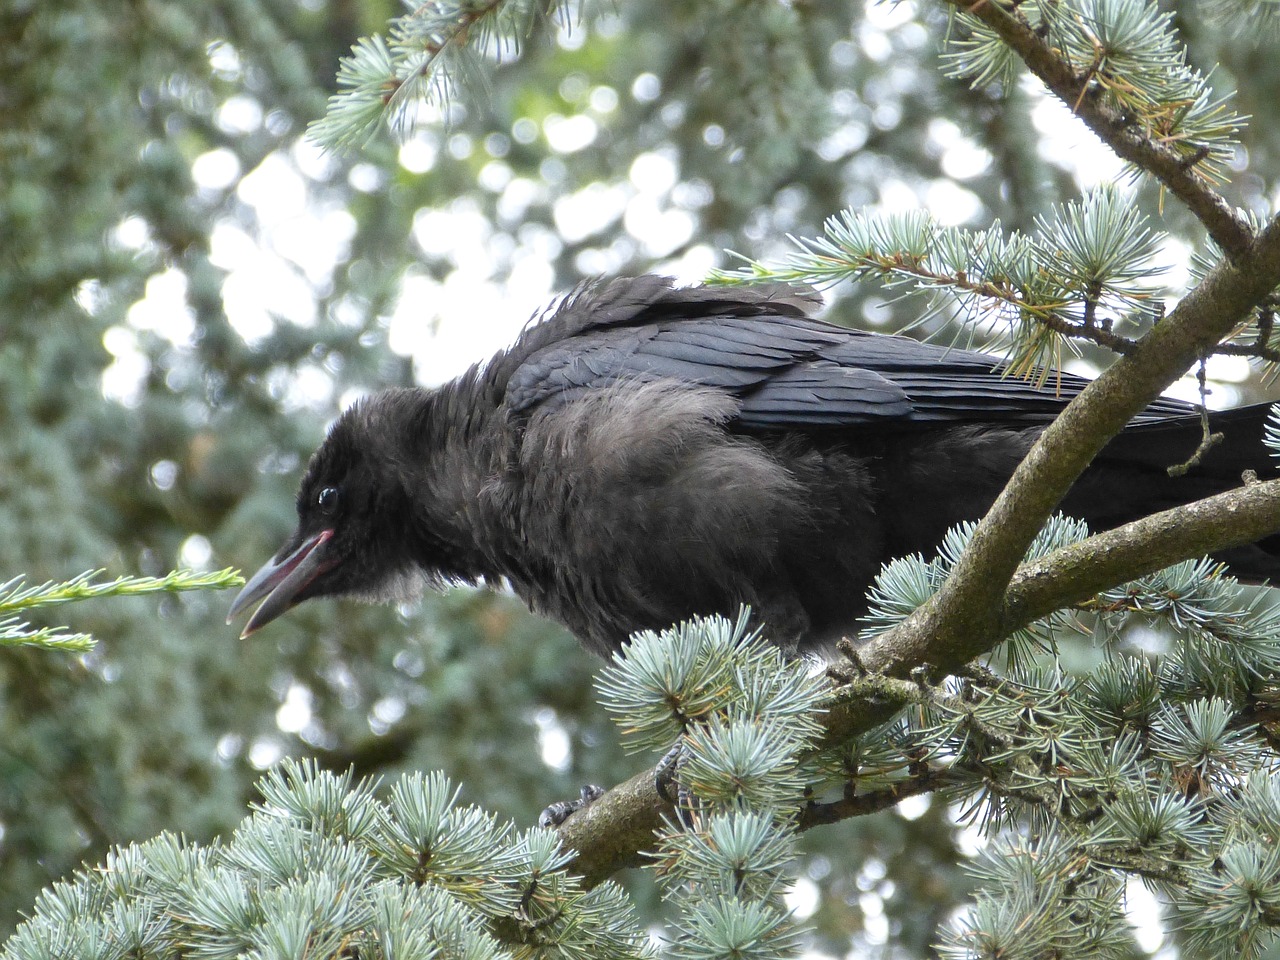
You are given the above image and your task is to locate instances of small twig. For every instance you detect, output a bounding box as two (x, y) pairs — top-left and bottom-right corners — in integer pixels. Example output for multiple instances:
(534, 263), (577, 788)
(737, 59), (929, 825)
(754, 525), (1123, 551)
(1167, 357), (1224, 477)
(956, 661), (1011, 690)
(1212, 341), (1280, 364)
(1257, 303), (1275, 351)
(799, 768), (955, 827)
(1086, 848), (1188, 886)
(1081, 282), (1101, 331)
(829, 637), (867, 682)
(1034, 311), (1139, 354)
(770, 249), (1144, 358)
(1179, 144), (1212, 170)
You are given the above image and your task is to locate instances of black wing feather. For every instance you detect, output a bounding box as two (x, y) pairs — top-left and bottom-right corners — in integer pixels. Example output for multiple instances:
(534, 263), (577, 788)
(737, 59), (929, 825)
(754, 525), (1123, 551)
(501, 279), (1199, 429)
(738, 363), (913, 425)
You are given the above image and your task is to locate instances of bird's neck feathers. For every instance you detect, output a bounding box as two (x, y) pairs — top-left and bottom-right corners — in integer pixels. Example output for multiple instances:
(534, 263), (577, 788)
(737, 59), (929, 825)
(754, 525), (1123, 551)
(377, 375), (513, 583)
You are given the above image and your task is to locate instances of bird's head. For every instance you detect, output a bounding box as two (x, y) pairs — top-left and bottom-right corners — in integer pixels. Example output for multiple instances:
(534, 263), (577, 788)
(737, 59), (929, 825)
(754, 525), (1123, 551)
(228, 397), (422, 637)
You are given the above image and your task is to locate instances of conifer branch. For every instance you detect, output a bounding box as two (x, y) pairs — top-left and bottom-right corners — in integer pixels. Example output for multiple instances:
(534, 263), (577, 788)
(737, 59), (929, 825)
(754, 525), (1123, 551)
(0, 568), (244, 652)
(1001, 478), (1280, 642)
(309, 0), (572, 150)
(563, 151), (1280, 904)
(945, 0), (1253, 256)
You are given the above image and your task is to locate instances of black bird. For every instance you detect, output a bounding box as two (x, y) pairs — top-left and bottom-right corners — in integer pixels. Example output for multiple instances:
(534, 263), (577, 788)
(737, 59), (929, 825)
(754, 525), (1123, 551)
(228, 275), (1279, 656)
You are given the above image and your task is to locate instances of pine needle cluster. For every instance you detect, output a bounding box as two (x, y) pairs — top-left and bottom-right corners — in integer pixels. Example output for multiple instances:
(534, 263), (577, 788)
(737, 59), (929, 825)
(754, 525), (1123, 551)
(2, 760), (653, 960)
(943, 0), (1243, 180)
(308, 0), (576, 150)
(600, 613), (827, 959)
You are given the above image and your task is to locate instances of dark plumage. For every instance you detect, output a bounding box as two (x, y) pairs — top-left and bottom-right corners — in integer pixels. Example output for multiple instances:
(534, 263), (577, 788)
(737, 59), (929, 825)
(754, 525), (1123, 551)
(228, 276), (1280, 656)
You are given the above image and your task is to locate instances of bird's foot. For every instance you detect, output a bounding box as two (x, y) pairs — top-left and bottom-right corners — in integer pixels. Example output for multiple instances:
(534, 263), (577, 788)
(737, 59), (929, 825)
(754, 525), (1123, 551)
(655, 742), (701, 828)
(655, 742), (686, 803)
(538, 784), (605, 828)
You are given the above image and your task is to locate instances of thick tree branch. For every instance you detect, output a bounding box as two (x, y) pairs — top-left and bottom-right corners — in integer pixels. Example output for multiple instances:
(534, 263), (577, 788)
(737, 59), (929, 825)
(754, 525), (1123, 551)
(1002, 478), (1280, 632)
(945, 0), (1252, 257)
(557, 0), (1280, 899)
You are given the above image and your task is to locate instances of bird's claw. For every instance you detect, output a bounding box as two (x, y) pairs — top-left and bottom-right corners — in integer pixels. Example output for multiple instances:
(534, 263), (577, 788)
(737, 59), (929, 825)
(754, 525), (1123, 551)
(655, 742), (701, 828)
(538, 784), (605, 828)
(655, 743), (685, 804)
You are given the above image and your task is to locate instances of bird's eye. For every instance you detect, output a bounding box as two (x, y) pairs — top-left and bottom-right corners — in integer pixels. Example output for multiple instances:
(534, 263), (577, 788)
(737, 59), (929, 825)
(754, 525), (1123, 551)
(316, 486), (340, 513)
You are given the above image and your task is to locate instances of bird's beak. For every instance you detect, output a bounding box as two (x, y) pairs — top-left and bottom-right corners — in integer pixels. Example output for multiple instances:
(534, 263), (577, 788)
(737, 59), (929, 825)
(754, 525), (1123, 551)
(227, 529), (335, 638)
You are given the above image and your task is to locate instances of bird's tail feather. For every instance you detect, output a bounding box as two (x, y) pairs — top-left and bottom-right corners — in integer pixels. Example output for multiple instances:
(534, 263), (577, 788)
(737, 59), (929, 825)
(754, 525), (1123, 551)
(1070, 402), (1280, 581)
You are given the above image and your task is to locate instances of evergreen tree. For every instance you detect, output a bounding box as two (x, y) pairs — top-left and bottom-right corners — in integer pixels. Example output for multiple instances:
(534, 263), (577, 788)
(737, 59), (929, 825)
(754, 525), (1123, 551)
(7, 1), (1280, 957)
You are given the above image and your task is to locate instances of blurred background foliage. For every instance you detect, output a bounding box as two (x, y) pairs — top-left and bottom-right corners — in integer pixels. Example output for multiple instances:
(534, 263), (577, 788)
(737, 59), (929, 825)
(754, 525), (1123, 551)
(2, 0), (1279, 954)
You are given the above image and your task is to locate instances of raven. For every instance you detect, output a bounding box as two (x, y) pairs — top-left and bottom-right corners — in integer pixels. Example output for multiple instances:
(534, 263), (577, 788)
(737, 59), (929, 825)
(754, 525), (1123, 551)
(228, 275), (1279, 656)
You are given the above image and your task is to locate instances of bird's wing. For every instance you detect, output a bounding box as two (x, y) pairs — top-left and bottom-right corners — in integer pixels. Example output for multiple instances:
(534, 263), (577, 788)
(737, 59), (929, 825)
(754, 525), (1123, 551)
(501, 281), (1197, 429)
